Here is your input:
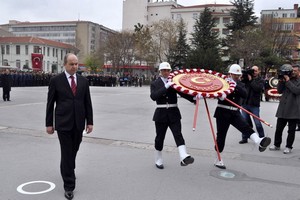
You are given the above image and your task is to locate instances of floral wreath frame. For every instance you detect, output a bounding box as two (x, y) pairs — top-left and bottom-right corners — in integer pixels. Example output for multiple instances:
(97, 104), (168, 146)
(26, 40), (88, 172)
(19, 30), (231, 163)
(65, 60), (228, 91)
(168, 68), (236, 98)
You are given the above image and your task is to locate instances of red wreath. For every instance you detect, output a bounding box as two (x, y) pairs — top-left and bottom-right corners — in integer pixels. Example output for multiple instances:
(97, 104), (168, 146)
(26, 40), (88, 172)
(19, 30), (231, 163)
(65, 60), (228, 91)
(267, 88), (281, 97)
(168, 68), (236, 99)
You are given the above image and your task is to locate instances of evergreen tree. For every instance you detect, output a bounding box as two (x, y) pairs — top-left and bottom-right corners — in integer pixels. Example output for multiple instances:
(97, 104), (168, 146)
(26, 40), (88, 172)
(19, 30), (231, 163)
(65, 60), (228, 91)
(167, 18), (190, 69)
(188, 7), (222, 70)
(224, 0), (258, 66)
(226, 0), (257, 31)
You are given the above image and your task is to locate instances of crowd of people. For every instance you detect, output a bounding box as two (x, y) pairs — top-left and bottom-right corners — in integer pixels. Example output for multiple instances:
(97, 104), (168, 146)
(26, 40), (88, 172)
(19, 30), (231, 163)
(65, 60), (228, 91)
(0, 70), (150, 88)
(150, 62), (300, 170)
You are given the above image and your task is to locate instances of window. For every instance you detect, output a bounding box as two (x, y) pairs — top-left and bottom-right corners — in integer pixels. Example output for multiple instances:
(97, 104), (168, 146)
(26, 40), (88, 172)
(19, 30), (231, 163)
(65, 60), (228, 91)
(16, 45), (21, 55)
(223, 17), (230, 24)
(290, 13), (295, 18)
(222, 29), (229, 35)
(193, 13), (199, 20)
(16, 60), (21, 68)
(282, 13), (287, 18)
(214, 18), (220, 25)
(3, 59), (8, 65)
(33, 46), (41, 53)
(6, 45), (10, 55)
(25, 45), (28, 55)
(283, 23), (294, 30)
(47, 47), (50, 56)
(1, 45), (4, 55)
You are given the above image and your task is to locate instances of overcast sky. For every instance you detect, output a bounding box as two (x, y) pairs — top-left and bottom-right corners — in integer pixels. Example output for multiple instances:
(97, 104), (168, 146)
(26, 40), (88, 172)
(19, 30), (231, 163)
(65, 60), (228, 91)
(0, 0), (297, 31)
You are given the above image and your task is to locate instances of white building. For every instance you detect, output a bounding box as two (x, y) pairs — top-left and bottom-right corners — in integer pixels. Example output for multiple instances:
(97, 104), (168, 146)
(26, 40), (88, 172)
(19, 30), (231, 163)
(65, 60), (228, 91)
(261, 4), (298, 19)
(0, 36), (78, 72)
(0, 20), (115, 63)
(123, 0), (234, 39)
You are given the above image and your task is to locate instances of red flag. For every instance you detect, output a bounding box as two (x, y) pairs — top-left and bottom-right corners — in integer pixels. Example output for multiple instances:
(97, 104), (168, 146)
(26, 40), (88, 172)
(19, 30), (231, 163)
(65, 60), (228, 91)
(31, 53), (43, 70)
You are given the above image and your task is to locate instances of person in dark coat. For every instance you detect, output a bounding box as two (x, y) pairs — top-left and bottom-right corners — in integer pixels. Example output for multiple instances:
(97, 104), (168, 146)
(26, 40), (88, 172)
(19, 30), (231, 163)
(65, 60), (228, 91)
(46, 53), (93, 200)
(1, 69), (13, 101)
(150, 62), (195, 169)
(213, 64), (271, 169)
(269, 64), (300, 154)
(239, 66), (265, 144)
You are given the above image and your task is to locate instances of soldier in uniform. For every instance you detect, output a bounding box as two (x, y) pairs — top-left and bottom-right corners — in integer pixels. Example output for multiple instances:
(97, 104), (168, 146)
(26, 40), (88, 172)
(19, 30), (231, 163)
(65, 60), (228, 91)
(150, 62), (195, 169)
(213, 64), (271, 169)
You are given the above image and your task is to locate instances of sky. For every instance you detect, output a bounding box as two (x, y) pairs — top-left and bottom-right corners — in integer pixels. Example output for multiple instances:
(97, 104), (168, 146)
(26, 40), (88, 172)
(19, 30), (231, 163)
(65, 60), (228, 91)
(0, 0), (297, 31)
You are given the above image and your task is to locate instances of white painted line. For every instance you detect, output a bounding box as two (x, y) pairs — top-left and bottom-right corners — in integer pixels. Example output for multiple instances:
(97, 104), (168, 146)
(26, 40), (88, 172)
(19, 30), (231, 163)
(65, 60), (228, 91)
(17, 181), (55, 195)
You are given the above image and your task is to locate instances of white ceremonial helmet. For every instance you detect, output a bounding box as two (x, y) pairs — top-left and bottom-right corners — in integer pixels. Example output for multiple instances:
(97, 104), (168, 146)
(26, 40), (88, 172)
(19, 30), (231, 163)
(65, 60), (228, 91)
(228, 64), (242, 75)
(159, 62), (172, 71)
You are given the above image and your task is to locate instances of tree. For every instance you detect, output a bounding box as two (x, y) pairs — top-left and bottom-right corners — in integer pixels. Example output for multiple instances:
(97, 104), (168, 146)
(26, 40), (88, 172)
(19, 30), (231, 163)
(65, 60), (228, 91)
(149, 19), (178, 64)
(226, 0), (257, 31)
(134, 23), (155, 66)
(104, 31), (135, 74)
(188, 7), (222, 70)
(84, 53), (103, 73)
(261, 16), (295, 61)
(166, 18), (190, 69)
(224, 0), (258, 67)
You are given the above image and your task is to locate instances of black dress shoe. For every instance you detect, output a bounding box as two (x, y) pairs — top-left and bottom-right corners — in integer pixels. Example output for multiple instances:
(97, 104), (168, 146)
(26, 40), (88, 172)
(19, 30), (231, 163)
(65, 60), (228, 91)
(64, 191), (74, 200)
(239, 139), (248, 144)
(259, 137), (271, 152)
(155, 164), (164, 169)
(180, 156), (194, 166)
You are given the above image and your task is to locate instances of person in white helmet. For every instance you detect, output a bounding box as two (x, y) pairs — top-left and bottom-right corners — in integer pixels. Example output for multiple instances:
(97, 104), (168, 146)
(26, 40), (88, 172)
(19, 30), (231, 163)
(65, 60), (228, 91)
(213, 64), (271, 169)
(150, 62), (195, 169)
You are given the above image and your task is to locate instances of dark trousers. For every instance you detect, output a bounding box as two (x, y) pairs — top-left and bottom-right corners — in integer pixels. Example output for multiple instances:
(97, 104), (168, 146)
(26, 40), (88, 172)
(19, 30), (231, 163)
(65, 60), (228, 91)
(154, 120), (185, 151)
(274, 118), (297, 149)
(2, 89), (10, 101)
(57, 127), (83, 191)
(215, 110), (255, 152)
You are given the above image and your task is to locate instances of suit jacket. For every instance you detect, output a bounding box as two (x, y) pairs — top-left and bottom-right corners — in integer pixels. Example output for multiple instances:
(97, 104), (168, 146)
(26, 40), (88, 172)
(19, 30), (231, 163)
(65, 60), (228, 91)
(46, 72), (93, 131)
(276, 78), (300, 119)
(150, 77), (195, 123)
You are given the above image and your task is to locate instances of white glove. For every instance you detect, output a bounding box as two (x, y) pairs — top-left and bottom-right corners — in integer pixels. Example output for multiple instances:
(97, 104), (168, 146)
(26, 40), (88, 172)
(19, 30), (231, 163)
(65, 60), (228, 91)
(165, 81), (175, 89)
(193, 93), (203, 100)
(226, 77), (236, 85)
(218, 93), (227, 101)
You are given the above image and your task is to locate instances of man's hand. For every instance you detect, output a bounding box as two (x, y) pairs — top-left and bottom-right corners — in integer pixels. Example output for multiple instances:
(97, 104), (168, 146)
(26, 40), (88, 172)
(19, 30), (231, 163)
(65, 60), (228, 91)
(46, 126), (54, 134)
(284, 75), (290, 82)
(85, 125), (93, 134)
(218, 93), (227, 101)
(165, 81), (175, 89)
(248, 74), (252, 81)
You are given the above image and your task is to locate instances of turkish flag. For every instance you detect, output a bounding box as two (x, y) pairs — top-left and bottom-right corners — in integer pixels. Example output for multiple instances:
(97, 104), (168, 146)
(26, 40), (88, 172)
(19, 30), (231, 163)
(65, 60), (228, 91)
(31, 53), (43, 70)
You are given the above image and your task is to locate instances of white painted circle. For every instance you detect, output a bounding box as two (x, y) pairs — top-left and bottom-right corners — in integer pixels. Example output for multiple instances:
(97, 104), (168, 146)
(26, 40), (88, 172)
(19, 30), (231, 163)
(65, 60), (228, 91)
(17, 181), (55, 195)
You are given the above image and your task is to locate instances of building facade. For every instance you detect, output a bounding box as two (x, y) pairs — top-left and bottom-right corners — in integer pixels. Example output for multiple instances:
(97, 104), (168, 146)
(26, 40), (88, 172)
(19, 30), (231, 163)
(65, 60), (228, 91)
(0, 20), (115, 63)
(0, 36), (78, 72)
(261, 4), (300, 63)
(123, 0), (234, 39)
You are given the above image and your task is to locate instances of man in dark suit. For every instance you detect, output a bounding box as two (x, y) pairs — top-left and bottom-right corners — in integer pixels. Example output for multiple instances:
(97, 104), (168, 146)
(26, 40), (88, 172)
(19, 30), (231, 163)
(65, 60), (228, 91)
(1, 69), (13, 101)
(150, 62), (195, 169)
(46, 53), (93, 200)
